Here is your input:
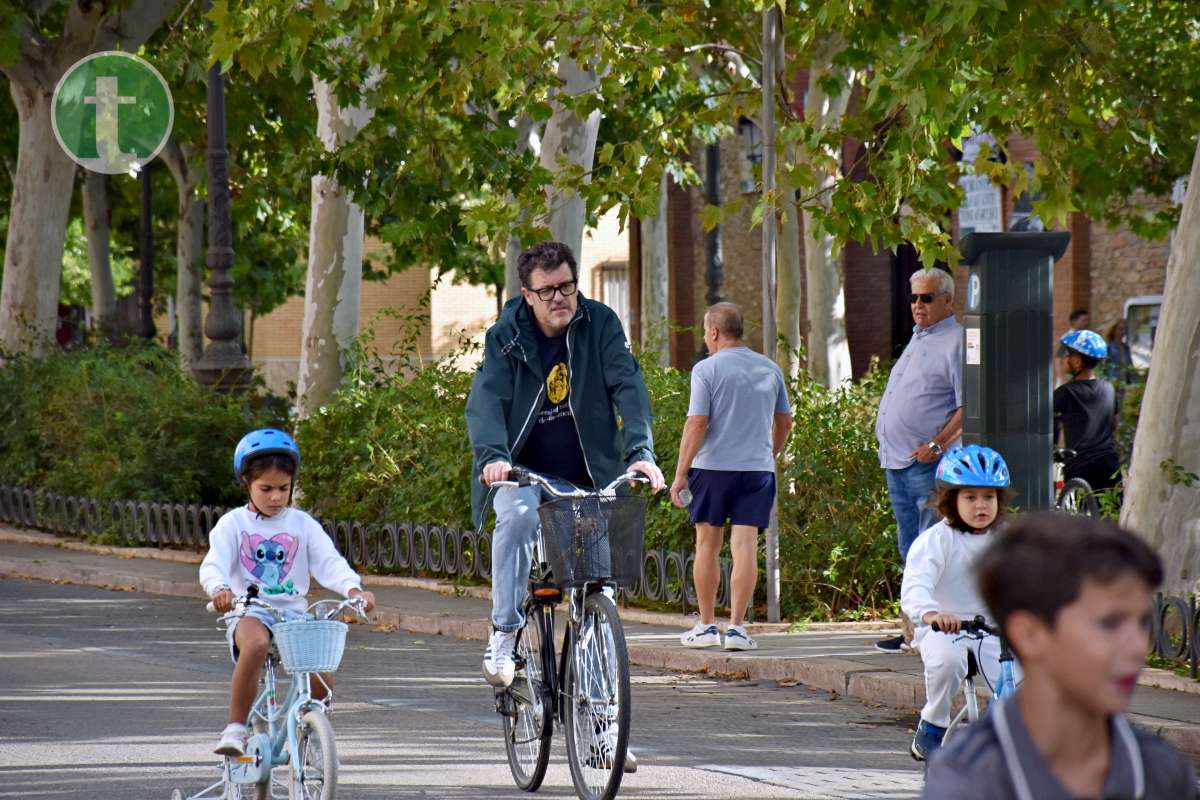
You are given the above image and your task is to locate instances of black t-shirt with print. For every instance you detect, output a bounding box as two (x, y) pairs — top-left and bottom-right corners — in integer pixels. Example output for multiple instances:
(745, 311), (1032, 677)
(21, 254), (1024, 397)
(516, 326), (592, 487)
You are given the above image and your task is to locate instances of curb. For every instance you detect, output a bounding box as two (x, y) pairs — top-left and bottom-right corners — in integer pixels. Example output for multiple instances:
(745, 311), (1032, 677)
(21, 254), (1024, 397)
(0, 527), (894, 635)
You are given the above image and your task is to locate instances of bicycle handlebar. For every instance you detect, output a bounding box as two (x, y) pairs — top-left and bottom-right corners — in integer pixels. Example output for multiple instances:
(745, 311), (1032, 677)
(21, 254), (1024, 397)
(931, 614), (999, 636)
(484, 466), (649, 497)
(206, 587), (367, 622)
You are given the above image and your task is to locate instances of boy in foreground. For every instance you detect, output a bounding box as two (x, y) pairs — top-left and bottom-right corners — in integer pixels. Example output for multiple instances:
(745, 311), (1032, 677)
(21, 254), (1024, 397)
(923, 513), (1197, 799)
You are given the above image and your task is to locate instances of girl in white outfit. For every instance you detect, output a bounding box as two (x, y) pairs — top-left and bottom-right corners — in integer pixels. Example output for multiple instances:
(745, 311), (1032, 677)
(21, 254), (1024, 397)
(901, 444), (1020, 761)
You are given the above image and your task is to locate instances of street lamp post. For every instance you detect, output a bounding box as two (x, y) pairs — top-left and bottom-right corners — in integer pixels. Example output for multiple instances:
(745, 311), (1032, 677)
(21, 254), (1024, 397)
(138, 161), (155, 340)
(761, 6), (781, 623)
(192, 4), (252, 392)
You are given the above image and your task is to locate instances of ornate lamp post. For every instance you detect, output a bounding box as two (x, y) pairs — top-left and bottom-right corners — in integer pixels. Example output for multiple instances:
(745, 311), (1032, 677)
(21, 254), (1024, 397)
(192, 4), (252, 392)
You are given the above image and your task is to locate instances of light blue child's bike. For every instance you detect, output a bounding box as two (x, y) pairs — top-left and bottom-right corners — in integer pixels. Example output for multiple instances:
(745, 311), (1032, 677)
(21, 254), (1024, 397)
(934, 615), (1019, 748)
(171, 590), (367, 800)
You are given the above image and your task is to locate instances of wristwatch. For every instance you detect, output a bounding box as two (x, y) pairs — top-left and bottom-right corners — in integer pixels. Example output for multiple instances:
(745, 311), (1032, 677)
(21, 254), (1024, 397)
(927, 441), (944, 456)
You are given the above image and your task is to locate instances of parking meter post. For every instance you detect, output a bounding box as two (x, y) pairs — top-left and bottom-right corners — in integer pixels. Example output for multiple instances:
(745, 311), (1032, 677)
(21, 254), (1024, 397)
(960, 232), (1071, 512)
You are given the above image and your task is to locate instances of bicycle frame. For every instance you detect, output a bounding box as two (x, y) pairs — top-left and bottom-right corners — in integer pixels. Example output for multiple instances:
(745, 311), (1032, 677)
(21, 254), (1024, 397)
(183, 594), (363, 800)
(941, 616), (1019, 745)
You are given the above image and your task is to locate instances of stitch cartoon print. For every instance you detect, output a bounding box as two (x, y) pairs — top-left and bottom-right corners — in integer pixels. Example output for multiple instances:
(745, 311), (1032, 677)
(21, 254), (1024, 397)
(239, 531), (299, 595)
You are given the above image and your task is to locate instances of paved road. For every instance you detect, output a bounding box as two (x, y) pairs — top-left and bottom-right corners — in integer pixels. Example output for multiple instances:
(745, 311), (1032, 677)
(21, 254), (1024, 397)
(0, 579), (925, 799)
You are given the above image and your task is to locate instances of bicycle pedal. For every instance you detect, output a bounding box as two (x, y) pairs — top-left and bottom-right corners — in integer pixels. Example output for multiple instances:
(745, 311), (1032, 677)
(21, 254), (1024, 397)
(493, 689), (516, 718)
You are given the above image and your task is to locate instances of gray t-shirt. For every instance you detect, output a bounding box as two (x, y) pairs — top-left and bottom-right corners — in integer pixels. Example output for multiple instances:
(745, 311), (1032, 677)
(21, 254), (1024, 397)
(688, 346), (790, 472)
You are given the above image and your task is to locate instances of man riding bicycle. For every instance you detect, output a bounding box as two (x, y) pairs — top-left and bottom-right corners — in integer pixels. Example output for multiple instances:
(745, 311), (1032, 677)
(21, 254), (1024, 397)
(466, 240), (665, 693)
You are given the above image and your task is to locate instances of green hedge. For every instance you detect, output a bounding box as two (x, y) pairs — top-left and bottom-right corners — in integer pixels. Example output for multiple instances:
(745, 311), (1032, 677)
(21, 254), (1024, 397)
(0, 344), (280, 506)
(297, 340), (896, 619)
(0, 339), (898, 619)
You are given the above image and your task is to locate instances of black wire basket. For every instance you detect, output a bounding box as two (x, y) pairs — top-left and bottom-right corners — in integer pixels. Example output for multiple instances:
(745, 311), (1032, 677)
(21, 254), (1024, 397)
(537, 495), (647, 588)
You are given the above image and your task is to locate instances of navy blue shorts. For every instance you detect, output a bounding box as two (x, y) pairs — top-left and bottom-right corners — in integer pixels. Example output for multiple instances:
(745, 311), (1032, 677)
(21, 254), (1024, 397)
(687, 468), (776, 529)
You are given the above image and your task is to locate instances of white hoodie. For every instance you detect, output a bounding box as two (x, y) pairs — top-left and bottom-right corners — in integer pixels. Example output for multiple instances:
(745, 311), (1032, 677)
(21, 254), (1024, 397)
(900, 519), (995, 634)
(198, 505), (362, 615)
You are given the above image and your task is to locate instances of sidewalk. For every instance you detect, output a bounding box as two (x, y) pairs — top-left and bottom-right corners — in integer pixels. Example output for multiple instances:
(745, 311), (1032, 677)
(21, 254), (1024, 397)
(3, 523), (1200, 762)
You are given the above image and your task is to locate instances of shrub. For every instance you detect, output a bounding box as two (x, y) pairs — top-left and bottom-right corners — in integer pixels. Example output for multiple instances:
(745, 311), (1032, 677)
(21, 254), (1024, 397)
(0, 343), (280, 506)
(776, 360), (896, 618)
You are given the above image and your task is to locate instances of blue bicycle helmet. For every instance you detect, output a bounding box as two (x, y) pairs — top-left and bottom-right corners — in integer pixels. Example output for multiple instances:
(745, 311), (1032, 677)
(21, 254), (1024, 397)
(936, 445), (1010, 488)
(233, 428), (300, 479)
(1059, 329), (1107, 360)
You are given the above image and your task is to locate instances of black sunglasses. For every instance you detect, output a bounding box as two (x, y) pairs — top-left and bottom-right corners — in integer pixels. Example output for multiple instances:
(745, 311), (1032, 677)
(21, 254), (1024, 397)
(528, 281), (578, 302)
(909, 292), (938, 304)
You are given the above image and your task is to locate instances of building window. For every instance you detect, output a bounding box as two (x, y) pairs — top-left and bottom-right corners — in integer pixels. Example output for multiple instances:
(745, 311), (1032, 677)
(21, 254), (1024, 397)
(591, 259), (630, 333)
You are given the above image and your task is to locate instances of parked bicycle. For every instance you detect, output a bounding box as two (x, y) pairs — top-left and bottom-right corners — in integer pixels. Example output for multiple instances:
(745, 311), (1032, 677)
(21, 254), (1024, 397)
(1053, 448), (1099, 516)
(488, 466), (649, 800)
(171, 588), (367, 800)
(933, 615), (1019, 748)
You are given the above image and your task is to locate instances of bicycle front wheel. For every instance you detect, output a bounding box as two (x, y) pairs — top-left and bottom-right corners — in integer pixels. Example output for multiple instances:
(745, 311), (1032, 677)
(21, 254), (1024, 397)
(504, 605), (554, 791)
(289, 709), (337, 800)
(564, 592), (631, 800)
(1057, 478), (1099, 516)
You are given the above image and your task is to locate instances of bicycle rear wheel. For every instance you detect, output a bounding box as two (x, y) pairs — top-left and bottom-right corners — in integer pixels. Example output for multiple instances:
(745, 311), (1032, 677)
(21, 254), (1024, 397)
(289, 709), (337, 800)
(503, 604), (554, 791)
(564, 592), (630, 800)
(1057, 478), (1099, 516)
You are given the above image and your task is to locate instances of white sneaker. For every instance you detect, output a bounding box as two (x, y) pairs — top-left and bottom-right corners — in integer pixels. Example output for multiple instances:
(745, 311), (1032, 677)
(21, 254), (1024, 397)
(483, 629), (517, 687)
(585, 719), (637, 773)
(723, 624), (757, 651)
(680, 622), (721, 648)
(214, 722), (248, 756)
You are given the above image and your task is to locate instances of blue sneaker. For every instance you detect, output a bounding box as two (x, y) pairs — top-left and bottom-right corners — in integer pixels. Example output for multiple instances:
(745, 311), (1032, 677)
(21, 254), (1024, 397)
(910, 718), (946, 761)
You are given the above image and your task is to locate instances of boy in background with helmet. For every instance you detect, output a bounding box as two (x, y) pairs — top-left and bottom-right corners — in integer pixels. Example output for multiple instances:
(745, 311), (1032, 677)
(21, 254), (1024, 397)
(199, 429), (375, 757)
(1055, 330), (1121, 492)
(901, 444), (1018, 761)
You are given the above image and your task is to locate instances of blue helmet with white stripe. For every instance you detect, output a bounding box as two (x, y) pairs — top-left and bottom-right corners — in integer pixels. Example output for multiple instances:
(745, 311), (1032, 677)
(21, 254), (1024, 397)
(936, 445), (1010, 488)
(1060, 329), (1107, 360)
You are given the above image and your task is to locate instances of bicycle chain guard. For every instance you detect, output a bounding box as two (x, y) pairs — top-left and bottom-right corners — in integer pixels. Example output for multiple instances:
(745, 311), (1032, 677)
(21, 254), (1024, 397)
(227, 733), (271, 784)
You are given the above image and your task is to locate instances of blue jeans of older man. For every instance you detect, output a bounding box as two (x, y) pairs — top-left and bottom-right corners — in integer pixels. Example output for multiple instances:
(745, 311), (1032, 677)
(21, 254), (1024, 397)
(885, 460), (939, 562)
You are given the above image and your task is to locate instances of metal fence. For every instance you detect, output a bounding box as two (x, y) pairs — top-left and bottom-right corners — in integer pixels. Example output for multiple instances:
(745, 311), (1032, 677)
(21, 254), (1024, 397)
(1150, 593), (1200, 679)
(0, 486), (740, 616)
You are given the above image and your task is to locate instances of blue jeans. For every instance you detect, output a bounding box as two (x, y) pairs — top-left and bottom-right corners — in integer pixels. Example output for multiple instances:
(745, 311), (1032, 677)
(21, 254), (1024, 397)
(885, 460), (939, 562)
(491, 480), (582, 632)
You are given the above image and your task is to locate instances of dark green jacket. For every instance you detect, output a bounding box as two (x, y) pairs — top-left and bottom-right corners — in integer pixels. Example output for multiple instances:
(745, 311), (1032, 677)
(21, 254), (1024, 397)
(465, 294), (655, 525)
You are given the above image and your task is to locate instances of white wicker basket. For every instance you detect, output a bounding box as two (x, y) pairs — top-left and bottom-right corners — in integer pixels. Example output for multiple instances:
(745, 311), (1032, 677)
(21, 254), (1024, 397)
(273, 619), (348, 674)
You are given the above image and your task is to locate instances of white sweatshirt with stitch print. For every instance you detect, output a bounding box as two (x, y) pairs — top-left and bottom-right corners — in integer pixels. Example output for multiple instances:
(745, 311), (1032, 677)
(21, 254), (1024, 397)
(900, 519), (995, 639)
(199, 505), (362, 615)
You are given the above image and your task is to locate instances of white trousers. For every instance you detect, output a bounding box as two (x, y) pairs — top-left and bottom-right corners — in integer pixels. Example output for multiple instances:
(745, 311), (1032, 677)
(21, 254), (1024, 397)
(915, 628), (1022, 728)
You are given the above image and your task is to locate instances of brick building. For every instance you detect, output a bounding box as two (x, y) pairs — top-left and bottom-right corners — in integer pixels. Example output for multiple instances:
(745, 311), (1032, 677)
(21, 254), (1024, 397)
(607, 129), (1174, 376)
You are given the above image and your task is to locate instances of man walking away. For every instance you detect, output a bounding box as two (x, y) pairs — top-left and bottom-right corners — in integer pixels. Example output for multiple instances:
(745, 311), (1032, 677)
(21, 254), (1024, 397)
(670, 302), (792, 651)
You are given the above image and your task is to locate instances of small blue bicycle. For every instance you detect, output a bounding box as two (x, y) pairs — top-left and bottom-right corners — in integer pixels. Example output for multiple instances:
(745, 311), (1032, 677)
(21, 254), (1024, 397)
(934, 615), (1019, 748)
(170, 591), (367, 800)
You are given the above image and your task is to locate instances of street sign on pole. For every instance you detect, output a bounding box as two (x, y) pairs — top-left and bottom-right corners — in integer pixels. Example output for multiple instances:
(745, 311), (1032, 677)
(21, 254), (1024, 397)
(51, 51), (174, 175)
(762, 6), (781, 623)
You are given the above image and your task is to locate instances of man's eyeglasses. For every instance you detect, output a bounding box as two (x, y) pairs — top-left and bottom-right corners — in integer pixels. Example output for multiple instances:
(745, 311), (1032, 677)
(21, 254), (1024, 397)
(528, 281), (578, 302)
(909, 292), (939, 305)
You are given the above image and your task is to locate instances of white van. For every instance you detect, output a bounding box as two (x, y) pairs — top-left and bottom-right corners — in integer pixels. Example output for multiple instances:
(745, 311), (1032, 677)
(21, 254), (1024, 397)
(1124, 294), (1162, 369)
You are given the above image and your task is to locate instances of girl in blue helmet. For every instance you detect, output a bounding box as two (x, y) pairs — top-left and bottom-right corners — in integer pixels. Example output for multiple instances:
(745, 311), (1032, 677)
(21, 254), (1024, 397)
(198, 428), (376, 757)
(1055, 329), (1121, 492)
(901, 444), (1021, 762)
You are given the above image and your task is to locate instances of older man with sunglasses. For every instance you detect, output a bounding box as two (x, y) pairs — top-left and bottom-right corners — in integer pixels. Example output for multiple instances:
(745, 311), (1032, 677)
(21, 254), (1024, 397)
(873, 268), (964, 653)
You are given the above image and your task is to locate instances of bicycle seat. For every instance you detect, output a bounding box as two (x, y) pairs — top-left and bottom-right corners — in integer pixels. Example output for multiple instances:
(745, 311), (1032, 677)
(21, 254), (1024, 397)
(1053, 448), (1078, 464)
